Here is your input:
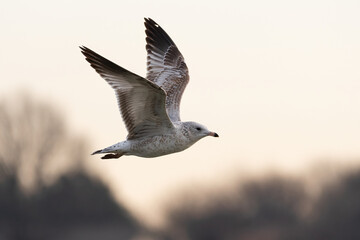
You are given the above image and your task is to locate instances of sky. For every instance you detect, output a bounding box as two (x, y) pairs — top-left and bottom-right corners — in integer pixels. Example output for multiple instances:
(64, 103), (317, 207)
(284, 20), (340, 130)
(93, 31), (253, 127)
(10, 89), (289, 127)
(1, 0), (360, 226)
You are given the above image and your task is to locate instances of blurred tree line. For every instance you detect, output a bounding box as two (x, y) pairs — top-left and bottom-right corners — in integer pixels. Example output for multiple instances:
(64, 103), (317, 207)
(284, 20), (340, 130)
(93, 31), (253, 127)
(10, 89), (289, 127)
(159, 170), (360, 240)
(0, 95), (360, 240)
(0, 96), (140, 240)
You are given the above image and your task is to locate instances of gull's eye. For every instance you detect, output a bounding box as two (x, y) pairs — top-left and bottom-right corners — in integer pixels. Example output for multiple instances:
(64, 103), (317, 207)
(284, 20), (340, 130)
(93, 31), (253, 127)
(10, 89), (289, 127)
(196, 127), (202, 131)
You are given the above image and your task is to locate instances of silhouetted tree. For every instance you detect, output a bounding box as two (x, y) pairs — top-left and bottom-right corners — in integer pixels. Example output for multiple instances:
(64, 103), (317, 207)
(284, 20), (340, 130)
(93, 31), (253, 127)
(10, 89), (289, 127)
(0, 95), (72, 189)
(0, 95), (140, 240)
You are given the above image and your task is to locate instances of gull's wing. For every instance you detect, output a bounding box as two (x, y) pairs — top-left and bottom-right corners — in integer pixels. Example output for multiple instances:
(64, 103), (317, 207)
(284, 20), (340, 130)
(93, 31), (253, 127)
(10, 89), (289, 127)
(80, 46), (174, 140)
(144, 18), (189, 122)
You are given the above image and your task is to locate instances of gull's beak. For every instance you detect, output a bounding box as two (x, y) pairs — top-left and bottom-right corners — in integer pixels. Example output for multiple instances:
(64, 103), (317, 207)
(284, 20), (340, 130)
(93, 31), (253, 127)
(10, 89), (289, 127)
(209, 132), (219, 137)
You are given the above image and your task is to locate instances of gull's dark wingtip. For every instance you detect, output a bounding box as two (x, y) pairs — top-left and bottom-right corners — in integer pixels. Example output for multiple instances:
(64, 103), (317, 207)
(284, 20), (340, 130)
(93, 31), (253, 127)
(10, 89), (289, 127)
(79, 45), (90, 54)
(144, 17), (154, 23)
(144, 17), (159, 28)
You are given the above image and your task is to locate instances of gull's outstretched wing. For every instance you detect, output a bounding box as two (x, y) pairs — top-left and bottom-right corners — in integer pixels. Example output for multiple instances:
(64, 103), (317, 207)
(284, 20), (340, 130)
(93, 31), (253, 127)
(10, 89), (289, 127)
(80, 46), (174, 140)
(144, 18), (189, 122)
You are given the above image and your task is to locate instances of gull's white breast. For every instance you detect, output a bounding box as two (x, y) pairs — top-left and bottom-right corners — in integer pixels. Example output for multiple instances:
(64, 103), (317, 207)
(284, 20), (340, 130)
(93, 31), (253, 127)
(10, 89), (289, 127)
(128, 130), (192, 158)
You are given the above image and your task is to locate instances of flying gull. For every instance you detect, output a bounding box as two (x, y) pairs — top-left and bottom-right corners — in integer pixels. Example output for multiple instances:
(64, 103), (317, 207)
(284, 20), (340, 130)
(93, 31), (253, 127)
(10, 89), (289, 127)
(80, 18), (218, 159)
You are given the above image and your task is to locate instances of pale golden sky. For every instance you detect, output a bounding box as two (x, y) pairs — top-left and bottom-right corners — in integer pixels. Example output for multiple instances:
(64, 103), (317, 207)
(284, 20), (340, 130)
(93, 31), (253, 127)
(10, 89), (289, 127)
(1, 0), (360, 226)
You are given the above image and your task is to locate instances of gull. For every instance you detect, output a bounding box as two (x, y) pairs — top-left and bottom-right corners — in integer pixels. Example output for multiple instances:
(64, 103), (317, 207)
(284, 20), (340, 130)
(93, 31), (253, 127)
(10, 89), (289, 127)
(80, 18), (218, 159)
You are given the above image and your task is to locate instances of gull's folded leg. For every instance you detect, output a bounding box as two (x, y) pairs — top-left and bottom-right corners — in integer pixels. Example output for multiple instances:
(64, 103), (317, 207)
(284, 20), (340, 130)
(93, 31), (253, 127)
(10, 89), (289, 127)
(101, 153), (124, 159)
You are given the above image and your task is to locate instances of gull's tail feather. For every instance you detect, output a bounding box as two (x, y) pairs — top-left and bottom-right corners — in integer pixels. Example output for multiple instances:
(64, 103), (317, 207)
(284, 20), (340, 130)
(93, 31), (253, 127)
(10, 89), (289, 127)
(92, 142), (127, 159)
(92, 148), (125, 159)
(92, 149), (103, 155)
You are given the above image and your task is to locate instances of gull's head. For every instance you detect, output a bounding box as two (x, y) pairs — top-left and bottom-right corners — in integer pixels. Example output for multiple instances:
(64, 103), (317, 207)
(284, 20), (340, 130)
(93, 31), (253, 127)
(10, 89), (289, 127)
(184, 121), (219, 142)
